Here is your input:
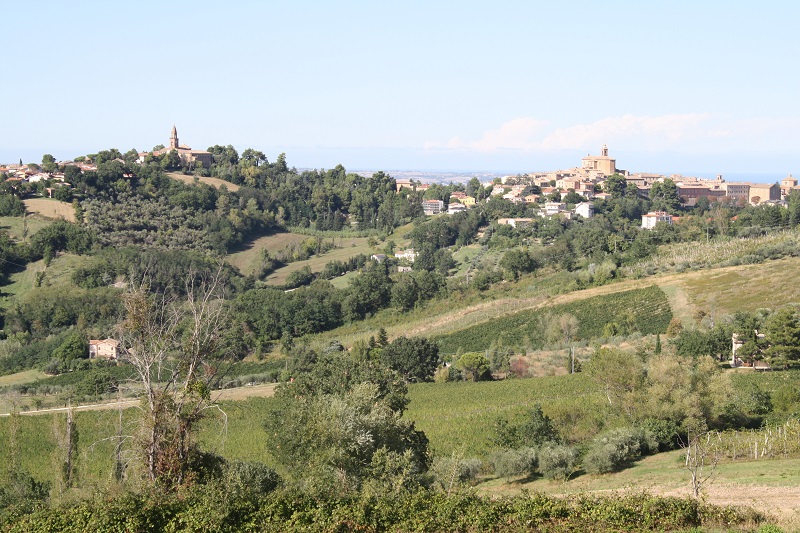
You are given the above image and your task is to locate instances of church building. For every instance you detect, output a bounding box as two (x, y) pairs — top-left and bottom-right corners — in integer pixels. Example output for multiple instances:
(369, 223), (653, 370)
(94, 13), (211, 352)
(153, 126), (213, 169)
(581, 144), (617, 175)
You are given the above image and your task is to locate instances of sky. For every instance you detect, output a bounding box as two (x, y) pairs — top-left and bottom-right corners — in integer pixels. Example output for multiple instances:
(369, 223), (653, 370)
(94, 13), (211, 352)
(2, 1), (799, 181)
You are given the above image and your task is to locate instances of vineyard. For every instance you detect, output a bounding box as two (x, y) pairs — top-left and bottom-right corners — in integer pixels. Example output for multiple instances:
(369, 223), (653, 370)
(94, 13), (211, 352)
(627, 228), (800, 276)
(432, 285), (673, 354)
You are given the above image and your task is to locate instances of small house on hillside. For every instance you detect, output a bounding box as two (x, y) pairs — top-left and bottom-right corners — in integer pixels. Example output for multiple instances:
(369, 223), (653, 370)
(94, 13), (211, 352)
(89, 338), (120, 360)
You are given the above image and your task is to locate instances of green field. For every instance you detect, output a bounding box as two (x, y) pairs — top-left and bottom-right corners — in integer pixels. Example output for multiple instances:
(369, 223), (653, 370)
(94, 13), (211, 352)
(228, 222), (415, 285)
(226, 231), (314, 275)
(0, 253), (93, 303)
(0, 215), (52, 242)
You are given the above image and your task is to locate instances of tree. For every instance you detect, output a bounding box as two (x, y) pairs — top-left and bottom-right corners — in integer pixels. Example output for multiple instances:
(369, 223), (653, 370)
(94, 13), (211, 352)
(51, 330), (88, 369)
(493, 404), (560, 448)
(603, 174), (628, 199)
(456, 352), (491, 382)
(649, 179), (681, 212)
(499, 249), (538, 279)
(115, 269), (233, 488)
(380, 336), (440, 382)
(584, 348), (645, 418)
(764, 307), (800, 365)
(263, 353), (429, 495)
(41, 154), (56, 173)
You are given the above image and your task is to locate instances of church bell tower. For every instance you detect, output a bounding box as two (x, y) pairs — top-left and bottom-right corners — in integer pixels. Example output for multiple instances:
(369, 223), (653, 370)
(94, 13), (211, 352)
(169, 125), (179, 150)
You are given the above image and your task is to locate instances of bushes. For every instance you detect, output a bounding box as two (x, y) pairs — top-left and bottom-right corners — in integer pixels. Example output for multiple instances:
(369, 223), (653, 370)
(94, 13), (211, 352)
(0, 488), (766, 532)
(428, 456), (482, 490)
(583, 427), (658, 474)
(538, 444), (577, 481)
(489, 447), (537, 478)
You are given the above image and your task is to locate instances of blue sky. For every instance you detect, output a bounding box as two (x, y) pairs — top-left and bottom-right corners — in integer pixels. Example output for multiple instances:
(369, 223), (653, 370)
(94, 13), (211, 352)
(2, 1), (799, 180)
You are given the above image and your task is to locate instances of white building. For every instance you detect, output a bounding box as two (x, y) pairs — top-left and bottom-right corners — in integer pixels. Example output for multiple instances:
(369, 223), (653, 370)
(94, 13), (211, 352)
(574, 202), (594, 218)
(422, 200), (445, 215)
(641, 211), (673, 229)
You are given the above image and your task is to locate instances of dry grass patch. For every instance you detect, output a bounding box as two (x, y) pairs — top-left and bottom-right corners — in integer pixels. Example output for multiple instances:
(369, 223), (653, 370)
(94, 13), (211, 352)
(262, 236), (373, 285)
(227, 232), (310, 274)
(680, 256), (800, 316)
(167, 172), (240, 191)
(0, 370), (48, 387)
(22, 198), (74, 222)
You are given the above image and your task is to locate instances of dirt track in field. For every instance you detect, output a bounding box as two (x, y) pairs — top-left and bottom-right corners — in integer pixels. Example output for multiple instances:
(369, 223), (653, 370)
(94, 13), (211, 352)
(1, 383), (278, 417)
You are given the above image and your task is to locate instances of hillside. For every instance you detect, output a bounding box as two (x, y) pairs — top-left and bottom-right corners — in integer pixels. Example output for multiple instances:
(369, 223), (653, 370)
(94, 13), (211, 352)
(309, 254), (800, 352)
(166, 171), (241, 191)
(22, 199), (75, 222)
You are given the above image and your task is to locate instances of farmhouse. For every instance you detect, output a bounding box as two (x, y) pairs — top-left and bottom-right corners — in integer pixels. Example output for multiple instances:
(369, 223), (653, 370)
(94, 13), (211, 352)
(89, 338), (120, 360)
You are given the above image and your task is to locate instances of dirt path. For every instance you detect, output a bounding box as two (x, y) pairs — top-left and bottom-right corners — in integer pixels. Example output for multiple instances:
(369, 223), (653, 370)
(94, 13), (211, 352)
(1, 383), (278, 417)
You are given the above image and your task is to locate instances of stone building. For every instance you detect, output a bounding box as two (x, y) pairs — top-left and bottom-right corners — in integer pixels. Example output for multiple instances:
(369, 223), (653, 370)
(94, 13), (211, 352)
(153, 125), (213, 169)
(581, 144), (616, 175)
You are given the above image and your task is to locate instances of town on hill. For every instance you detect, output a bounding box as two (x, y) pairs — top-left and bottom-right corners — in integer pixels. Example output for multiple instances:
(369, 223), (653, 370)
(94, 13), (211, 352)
(1, 129), (800, 530)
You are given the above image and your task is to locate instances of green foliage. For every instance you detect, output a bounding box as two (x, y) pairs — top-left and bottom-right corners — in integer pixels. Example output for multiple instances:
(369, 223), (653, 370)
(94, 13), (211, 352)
(455, 352), (491, 381)
(51, 330), (88, 366)
(538, 444), (577, 481)
(0, 193), (26, 217)
(764, 306), (800, 365)
(263, 354), (429, 495)
(489, 447), (537, 478)
(0, 488), (765, 533)
(434, 286), (672, 353)
(583, 427), (657, 474)
(492, 404), (561, 449)
(380, 336), (440, 382)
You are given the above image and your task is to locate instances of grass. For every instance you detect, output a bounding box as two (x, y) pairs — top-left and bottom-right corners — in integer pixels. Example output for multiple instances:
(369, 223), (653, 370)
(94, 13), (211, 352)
(406, 374), (609, 457)
(226, 231), (311, 275)
(0, 253), (92, 303)
(166, 171), (240, 191)
(0, 216), (52, 241)
(0, 370), (47, 387)
(22, 198), (75, 222)
(680, 256), (800, 316)
(263, 238), (374, 285)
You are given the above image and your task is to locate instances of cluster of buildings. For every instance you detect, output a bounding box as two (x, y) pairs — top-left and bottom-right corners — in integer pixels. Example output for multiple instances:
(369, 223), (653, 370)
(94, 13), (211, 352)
(496, 145), (790, 208)
(142, 125), (212, 169)
(0, 126), (212, 191)
(0, 163), (77, 197)
(397, 145), (795, 230)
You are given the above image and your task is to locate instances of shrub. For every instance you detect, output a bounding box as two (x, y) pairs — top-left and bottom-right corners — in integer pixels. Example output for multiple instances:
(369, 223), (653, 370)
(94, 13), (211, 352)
(428, 456), (482, 490)
(489, 447), (537, 479)
(538, 444), (576, 481)
(583, 427), (657, 474)
(224, 460), (281, 496)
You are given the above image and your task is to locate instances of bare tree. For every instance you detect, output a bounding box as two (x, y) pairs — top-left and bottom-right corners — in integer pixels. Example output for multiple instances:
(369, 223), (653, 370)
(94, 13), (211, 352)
(682, 419), (720, 498)
(116, 268), (231, 487)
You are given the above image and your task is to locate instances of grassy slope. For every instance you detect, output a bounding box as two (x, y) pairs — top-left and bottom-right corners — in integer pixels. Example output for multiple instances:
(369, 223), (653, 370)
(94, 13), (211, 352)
(0, 216), (52, 241)
(166, 171), (241, 191)
(311, 255), (800, 353)
(228, 222), (415, 284)
(22, 198), (75, 222)
(0, 253), (93, 303)
(226, 232), (311, 275)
